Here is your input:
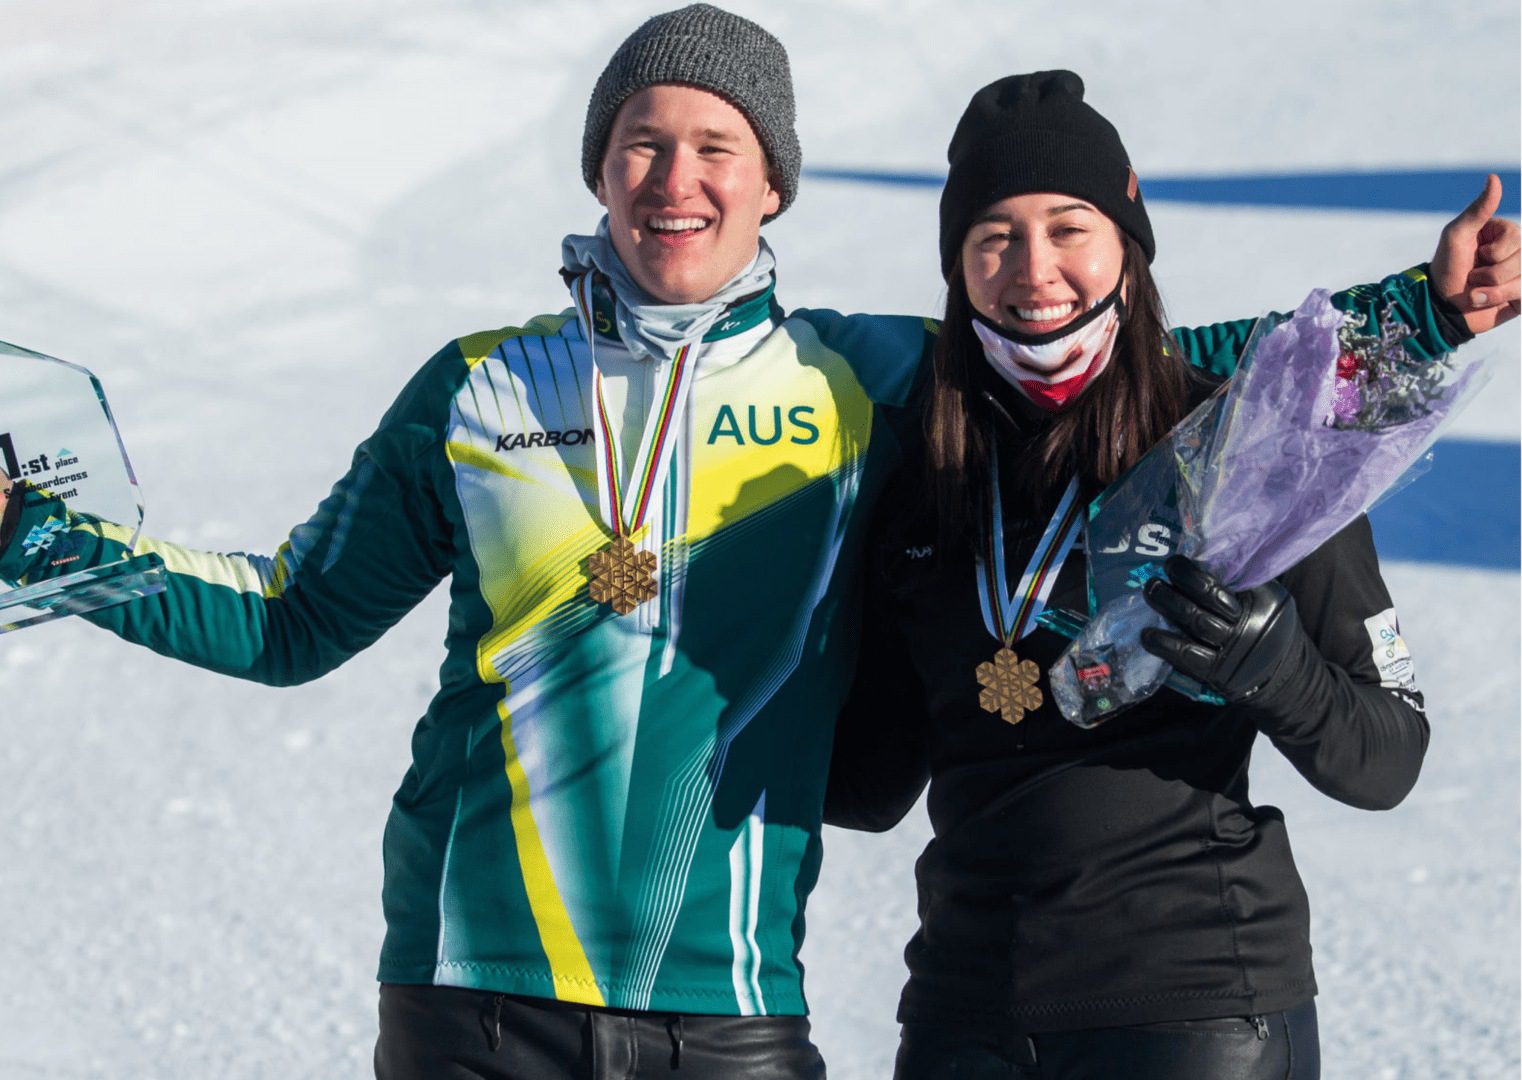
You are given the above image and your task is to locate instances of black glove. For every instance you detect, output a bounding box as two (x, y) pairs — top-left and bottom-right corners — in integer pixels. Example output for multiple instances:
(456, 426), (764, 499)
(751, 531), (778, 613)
(1140, 555), (1304, 704)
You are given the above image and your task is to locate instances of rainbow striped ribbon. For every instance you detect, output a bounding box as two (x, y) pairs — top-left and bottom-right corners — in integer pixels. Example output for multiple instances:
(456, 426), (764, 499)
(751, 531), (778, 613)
(572, 273), (702, 542)
(976, 457), (1084, 647)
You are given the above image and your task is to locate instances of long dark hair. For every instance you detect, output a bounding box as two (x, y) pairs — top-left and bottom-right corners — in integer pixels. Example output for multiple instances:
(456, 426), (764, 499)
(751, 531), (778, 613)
(924, 235), (1197, 546)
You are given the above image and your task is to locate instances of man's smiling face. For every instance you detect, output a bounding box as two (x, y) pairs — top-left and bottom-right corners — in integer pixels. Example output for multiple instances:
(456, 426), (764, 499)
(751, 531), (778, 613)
(597, 84), (780, 304)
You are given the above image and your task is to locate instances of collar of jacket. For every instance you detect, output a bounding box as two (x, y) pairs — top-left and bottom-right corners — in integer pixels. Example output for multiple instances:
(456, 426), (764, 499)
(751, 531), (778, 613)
(972, 345), (1053, 437)
(570, 272), (782, 345)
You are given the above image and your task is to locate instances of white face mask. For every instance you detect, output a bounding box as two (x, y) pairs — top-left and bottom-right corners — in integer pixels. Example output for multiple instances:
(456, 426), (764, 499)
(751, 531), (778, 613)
(972, 286), (1124, 411)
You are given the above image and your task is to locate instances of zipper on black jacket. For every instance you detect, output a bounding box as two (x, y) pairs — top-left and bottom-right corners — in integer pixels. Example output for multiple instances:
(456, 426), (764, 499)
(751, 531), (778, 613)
(1251, 1014), (1269, 1040)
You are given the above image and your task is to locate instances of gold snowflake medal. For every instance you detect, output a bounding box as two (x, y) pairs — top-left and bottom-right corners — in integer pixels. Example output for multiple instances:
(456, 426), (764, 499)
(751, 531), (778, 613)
(974, 468), (1085, 725)
(586, 534), (658, 616)
(977, 645), (1045, 725)
(568, 271), (703, 618)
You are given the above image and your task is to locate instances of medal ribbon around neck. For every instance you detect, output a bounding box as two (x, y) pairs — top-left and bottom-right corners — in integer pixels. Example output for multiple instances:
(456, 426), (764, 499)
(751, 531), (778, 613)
(571, 272), (702, 541)
(973, 454), (1084, 725)
(977, 458), (1084, 646)
(571, 273), (704, 614)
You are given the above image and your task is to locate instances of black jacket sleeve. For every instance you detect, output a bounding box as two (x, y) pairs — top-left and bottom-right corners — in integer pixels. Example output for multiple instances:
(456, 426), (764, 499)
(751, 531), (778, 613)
(823, 507), (933, 832)
(823, 598), (932, 831)
(1240, 515), (1430, 811)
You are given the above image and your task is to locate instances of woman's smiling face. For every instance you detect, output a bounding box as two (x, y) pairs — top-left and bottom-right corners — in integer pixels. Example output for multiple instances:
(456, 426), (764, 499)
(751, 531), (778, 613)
(960, 192), (1126, 342)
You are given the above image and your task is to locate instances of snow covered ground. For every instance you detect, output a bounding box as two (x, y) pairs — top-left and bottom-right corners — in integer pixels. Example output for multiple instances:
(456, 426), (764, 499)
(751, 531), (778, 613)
(0, 2), (1516, 1077)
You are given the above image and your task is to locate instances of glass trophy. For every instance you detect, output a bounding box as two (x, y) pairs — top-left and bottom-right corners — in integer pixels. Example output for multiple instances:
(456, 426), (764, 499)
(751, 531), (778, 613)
(1040, 386), (1230, 725)
(1, 339), (165, 633)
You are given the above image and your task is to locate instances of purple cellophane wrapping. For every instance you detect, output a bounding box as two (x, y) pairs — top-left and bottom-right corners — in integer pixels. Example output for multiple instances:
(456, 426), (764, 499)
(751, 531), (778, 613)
(1188, 289), (1490, 589)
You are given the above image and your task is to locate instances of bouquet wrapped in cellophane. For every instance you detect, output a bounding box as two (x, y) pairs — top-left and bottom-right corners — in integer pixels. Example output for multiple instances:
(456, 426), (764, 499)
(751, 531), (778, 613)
(1047, 289), (1491, 727)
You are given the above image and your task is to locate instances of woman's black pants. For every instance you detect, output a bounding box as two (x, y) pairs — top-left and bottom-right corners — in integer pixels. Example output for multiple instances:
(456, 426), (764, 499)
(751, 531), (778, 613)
(895, 1001), (1320, 1080)
(374, 983), (827, 1080)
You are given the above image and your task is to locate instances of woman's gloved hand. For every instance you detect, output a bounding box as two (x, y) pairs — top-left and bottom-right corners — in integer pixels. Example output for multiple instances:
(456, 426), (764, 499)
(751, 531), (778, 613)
(1140, 555), (1305, 704)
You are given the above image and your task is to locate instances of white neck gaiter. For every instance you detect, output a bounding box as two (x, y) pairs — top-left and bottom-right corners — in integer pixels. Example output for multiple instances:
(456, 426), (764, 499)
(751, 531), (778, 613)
(972, 285), (1124, 411)
(561, 216), (776, 363)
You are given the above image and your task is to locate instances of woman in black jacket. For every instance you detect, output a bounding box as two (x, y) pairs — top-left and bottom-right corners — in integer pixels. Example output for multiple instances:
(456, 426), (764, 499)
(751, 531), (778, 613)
(824, 70), (1506, 1080)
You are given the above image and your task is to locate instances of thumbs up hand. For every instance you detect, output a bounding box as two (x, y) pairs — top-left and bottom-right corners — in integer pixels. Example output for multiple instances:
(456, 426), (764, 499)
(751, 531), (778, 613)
(1429, 173), (1519, 335)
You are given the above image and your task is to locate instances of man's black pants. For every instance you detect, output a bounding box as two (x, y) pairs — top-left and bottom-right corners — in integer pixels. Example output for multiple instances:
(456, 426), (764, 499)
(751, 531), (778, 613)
(375, 984), (828, 1080)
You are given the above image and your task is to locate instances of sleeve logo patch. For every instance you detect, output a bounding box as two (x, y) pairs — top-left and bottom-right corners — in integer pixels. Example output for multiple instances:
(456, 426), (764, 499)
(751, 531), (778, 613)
(22, 516), (66, 557)
(1364, 607), (1416, 691)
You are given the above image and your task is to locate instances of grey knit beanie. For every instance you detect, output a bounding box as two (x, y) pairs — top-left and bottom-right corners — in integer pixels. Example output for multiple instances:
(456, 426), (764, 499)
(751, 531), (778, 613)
(581, 4), (801, 218)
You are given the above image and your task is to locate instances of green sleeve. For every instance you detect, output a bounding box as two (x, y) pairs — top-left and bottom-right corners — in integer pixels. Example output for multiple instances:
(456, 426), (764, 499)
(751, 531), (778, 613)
(0, 344), (464, 686)
(1167, 264), (1470, 376)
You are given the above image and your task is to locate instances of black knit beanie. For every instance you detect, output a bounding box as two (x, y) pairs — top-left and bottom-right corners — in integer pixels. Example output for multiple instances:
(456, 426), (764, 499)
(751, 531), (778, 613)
(939, 70), (1154, 277)
(582, 4), (801, 219)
